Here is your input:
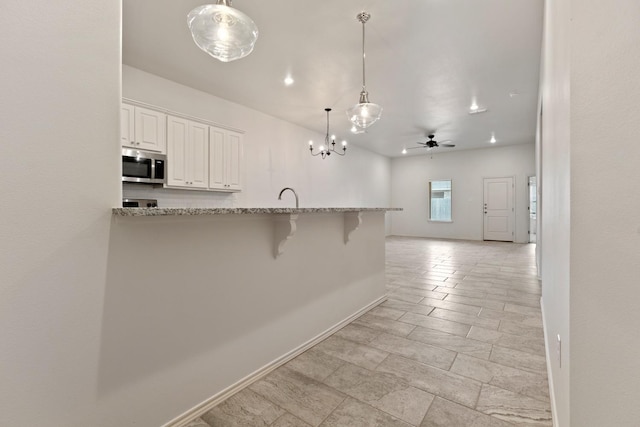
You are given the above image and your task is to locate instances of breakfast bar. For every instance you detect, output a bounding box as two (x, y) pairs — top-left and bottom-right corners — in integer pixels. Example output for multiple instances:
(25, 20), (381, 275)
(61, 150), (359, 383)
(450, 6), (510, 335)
(104, 207), (399, 420)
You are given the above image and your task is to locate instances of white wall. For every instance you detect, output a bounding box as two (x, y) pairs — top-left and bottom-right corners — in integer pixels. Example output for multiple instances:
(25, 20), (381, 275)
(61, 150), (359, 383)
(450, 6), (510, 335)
(539, 0), (571, 424)
(390, 144), (535, 243)
(0, 1), (121, 426)
(122, 66), (391, 211)
(568, 0), (640, 425)
(540, 0), (640, 426)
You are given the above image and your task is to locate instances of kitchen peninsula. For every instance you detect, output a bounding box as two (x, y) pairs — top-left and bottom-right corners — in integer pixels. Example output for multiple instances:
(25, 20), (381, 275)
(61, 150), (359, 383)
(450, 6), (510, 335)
(107, 206), (399, 425)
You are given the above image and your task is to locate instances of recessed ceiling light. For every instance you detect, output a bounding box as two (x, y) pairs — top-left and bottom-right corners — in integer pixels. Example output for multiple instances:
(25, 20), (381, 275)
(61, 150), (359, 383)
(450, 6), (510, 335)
(284, 75), (294, 86)
(509, 92), (520, 98)
(469, 108), (488, 115)
(490, 134), (496, 143)
(402, 148), (407, 155)
(470, 101), (479, 111)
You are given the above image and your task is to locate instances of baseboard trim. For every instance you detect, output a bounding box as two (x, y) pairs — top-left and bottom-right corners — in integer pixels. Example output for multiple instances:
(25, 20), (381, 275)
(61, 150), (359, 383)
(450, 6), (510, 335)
(162, 294), (388, 427)
(540, 297), (559, 427)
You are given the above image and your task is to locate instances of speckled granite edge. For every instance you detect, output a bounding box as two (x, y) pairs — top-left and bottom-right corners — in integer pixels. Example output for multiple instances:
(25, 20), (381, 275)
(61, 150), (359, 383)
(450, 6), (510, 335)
(112, 207), (402, 217)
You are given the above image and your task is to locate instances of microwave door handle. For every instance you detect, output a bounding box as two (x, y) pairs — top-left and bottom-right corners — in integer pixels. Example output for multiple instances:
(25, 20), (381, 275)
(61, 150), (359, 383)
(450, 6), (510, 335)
(150, 159), (155, 180)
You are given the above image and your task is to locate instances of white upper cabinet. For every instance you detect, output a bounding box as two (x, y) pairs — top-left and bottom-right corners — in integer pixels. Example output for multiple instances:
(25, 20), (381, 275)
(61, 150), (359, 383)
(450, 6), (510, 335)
(122, 99), (244, 193)
(209, 127), (243, 192)
(121, 103), (166, 153)
(120, 103), (135, 147)
(167, 116), (209, 189)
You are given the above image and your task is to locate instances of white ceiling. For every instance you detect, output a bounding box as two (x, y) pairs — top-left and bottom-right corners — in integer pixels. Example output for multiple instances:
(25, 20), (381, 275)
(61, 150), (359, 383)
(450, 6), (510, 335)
(123, 0), (543, 158)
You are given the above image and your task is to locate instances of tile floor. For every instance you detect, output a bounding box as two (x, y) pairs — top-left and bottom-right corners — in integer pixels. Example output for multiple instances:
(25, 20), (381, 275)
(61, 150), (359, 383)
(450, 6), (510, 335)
(188, 237), (552, 426)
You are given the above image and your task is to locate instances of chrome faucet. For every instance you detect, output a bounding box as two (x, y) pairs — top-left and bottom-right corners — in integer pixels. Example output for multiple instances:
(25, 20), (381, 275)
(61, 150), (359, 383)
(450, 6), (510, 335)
(278, 187), (299, 208)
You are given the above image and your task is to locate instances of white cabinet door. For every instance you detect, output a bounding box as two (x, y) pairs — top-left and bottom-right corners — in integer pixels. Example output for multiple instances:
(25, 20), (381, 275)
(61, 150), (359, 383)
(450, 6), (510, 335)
(167, 117), (209, 189)
(188, 121), (209, 189)
(167, 116), (189, 187)
(226, 130), (243, 191)
(120, 104), (135, 148)
(208, 127), (243, 192)
(208, 127), (226, 190)
(134, 106), (166, 152)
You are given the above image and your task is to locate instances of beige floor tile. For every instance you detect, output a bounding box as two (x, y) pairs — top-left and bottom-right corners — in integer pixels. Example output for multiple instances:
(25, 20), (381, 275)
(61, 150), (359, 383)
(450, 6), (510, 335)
(401, 282), (439, 292)
(367, 306), (406, 320)
(451, 354), (549, 402)
(429, 308), (501, 330)
(420, 397), (515, 427)
(443, 294), (506, 311)
(202, 388), (285, 427)
(249, 367), (345, 427)
(368, 332), (457, 370)
(476, 384), (552, 426)
(490, 346), (547, 374)
(333, 323), (382, 345)
(503, 303), (543, 317)
(377, 354), (482, 408)
(419, 297), (482, 315)
(498, 321), (544, 339)
(323, 363), (434, 425)
(478, 308), (529, 323)
(353, 313), (417, 337)
(386, 290), (426, 304)
(314, 336), (389, 371)
(399, 312), (471, 337)
(434, 286), (487, 299)
(383, 299), (436, 317)
(408, 327), (493, 360)
(320, 397), (412, 427)
(272, 413), (313, 427)
(285, 348), (346, 383)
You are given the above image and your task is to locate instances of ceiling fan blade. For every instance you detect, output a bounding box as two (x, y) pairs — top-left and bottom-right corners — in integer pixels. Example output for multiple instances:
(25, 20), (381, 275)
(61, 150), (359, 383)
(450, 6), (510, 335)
(406, 146), (426, 150)
(441, 144), (456, 147)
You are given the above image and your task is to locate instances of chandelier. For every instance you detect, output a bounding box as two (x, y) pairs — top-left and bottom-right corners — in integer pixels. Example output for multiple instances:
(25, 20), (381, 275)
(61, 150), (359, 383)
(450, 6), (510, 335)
(187, 0), (258, 63)
(346, 12), (382, 129)
(309, 108), (347, 159)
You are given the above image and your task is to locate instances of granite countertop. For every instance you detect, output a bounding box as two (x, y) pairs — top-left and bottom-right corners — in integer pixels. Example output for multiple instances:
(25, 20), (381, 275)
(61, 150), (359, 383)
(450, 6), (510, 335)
(112, 207), (402, 217)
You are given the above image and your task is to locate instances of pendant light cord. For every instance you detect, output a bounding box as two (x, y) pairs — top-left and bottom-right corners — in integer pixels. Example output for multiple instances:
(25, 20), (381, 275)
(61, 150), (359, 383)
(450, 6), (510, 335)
(361, 19), (366, 91)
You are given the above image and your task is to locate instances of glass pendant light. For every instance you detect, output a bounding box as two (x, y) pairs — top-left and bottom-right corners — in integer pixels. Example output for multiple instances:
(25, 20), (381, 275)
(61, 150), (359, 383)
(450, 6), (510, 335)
(347, 12), (382, 129)
(187, 0), (258, 63)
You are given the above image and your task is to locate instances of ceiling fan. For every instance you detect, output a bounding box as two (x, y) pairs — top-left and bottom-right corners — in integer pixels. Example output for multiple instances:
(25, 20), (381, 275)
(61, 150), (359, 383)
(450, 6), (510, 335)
(406, 134), (456, 151)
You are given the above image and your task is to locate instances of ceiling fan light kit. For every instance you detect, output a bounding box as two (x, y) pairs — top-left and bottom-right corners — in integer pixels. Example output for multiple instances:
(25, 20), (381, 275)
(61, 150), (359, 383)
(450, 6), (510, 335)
(309, 108), (347, 159)
(347, 12), (383, 130)
(187, 0), (259, 63)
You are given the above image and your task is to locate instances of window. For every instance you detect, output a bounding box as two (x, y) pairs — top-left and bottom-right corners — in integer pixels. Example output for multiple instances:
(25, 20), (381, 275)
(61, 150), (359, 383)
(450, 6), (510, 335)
(429, 180), (452, 221)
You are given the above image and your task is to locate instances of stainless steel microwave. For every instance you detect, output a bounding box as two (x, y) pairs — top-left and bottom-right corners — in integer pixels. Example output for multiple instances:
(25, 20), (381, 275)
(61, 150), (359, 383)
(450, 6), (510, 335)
(122, 148), (166, 184)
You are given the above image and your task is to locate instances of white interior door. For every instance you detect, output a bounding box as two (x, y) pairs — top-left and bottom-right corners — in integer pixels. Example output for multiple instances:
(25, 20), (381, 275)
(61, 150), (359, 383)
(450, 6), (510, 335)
(483, 177), (515, 241)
